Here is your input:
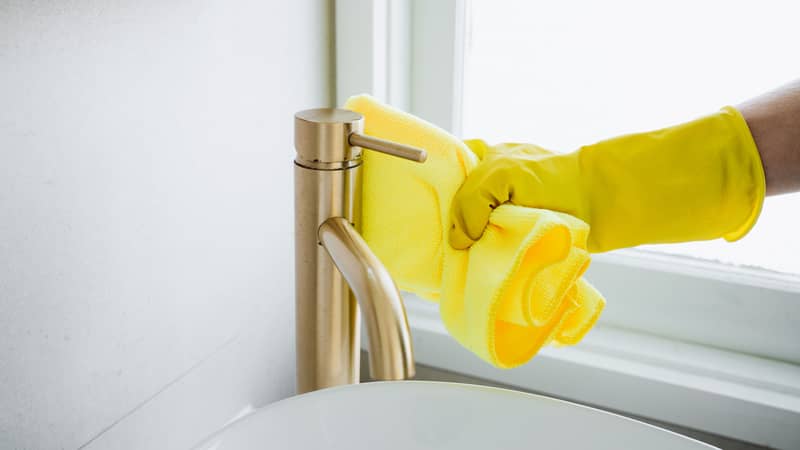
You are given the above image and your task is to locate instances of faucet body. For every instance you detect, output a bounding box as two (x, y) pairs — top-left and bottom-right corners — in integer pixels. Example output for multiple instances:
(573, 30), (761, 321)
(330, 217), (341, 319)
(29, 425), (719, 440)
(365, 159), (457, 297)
(294, 108), (421, 394)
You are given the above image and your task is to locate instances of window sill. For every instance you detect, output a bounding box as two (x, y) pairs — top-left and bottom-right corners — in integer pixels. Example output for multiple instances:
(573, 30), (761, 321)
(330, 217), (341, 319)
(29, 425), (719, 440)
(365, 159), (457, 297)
(403, 294), (800, 449)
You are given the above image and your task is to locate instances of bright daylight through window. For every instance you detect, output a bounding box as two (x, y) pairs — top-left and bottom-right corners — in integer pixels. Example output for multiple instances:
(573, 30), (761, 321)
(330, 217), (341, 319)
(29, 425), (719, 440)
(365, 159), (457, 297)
(462, 0), (800, 274)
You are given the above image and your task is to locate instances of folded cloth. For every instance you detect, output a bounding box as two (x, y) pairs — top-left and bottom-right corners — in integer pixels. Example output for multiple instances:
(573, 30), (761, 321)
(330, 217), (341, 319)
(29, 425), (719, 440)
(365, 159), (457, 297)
(345, 95), (605, 368)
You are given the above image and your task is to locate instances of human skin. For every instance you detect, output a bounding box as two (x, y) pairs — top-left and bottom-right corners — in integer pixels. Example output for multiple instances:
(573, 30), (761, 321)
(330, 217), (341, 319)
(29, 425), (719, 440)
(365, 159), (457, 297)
(739, 80), (800, 196)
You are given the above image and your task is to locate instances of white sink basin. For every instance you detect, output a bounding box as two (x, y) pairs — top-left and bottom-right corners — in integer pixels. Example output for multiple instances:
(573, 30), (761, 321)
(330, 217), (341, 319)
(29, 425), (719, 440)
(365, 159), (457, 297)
(192, 381), (716, 449)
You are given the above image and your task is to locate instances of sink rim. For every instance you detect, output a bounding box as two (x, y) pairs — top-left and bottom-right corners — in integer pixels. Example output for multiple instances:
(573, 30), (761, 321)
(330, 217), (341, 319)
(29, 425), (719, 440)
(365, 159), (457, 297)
(191, 380), (717, 449)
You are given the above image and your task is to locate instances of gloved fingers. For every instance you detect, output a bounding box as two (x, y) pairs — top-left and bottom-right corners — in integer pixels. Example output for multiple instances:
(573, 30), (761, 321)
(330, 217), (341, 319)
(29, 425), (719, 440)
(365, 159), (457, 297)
(449, 144), (556, 250)
(449, 190), (494, 249)
(449, 218), (477, 250)
(449, 164), (508, 249)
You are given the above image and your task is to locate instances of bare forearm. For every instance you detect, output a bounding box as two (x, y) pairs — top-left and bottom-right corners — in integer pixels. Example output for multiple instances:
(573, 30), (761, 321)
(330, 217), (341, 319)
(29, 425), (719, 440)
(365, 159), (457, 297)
(738, 80), (800, 196)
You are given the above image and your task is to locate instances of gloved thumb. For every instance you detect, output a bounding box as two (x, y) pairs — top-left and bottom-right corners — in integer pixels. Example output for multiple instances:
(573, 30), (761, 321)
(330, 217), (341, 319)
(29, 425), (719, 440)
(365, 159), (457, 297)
(448, 159), (509, 249)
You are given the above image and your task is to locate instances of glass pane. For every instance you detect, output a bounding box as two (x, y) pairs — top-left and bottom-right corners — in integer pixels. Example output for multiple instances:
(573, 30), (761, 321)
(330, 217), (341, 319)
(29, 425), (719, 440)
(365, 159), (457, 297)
(462, 0), (800, 274)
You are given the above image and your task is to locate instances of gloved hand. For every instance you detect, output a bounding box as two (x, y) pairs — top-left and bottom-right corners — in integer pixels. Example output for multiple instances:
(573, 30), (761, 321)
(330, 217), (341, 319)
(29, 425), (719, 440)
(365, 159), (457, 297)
(449, 107), (766, 253)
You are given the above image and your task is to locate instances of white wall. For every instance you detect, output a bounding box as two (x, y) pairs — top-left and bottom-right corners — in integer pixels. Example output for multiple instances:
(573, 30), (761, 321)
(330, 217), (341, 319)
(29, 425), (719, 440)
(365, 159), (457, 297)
(0, 1), (332, 448)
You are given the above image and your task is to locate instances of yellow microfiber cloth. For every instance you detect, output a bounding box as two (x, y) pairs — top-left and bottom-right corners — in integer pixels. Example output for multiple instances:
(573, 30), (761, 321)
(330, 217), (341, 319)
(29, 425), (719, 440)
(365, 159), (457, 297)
(344, 95), (605, 368)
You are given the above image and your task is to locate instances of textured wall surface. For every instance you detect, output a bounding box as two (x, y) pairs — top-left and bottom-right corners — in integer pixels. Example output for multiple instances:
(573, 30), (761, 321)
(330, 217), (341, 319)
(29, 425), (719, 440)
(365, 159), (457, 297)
(0, 1), (331, 448)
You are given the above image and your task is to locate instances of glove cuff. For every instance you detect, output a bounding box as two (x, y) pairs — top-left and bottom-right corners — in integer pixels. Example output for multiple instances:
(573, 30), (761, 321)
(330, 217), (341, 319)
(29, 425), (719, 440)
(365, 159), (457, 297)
(719, 106), (767, 242)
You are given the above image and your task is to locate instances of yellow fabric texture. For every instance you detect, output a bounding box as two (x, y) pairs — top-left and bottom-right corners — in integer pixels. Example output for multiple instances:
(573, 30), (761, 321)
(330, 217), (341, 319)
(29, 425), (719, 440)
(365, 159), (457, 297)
(345, 95), (605, 368)
(449, 107), (767, 253)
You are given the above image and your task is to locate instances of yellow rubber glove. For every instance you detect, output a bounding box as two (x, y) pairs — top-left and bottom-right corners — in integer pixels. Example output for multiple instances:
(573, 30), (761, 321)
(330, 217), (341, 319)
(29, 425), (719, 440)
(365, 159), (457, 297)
(450, 107), (766, 253)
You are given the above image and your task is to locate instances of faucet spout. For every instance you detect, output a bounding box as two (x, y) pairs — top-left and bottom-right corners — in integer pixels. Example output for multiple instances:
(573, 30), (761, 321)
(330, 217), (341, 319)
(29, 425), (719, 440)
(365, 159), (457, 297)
(318, 217), (415, 381)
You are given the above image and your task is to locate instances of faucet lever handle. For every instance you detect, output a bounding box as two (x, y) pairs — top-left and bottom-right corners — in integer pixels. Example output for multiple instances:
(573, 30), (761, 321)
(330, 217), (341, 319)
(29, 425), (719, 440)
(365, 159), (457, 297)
(349, 133), (427, 163)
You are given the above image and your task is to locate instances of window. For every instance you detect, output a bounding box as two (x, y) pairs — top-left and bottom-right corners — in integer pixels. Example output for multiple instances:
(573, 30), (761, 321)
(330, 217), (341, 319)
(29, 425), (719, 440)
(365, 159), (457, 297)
(462, 0), (800, 275)
(369, 0), (800, 365)
(334, 2), (800, 446)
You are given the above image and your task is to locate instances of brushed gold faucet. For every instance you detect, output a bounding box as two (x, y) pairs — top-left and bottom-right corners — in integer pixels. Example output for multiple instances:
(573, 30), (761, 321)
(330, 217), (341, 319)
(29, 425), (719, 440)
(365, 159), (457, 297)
(294, 108), (425, 394)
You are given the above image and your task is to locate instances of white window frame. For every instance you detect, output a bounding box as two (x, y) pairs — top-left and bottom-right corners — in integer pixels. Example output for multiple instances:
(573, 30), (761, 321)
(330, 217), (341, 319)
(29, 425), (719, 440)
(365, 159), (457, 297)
(335, 1), (800, 448)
